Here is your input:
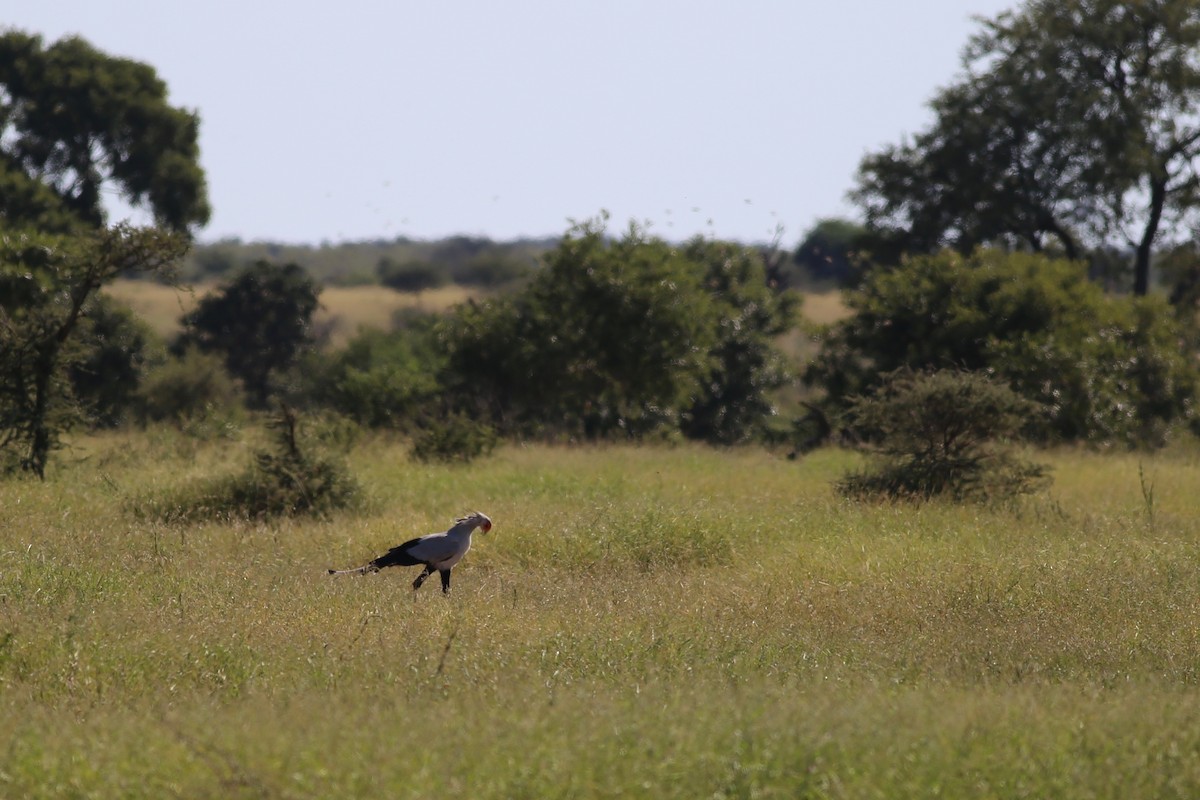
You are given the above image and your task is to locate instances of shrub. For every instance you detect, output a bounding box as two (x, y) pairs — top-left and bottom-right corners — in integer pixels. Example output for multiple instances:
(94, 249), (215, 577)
(439, 217), (716, 439)
(409, 413), (498, 464)
(232, 407), (360, 517)
(69, 295), (156, 428)
(836, 369), (1051, 503)
(679, 238), (800, 444)
(137, 347), (243, 429)
(305, 324), (442, 429)
(439, 216), (797, 443)
(137, 407), (360, 521)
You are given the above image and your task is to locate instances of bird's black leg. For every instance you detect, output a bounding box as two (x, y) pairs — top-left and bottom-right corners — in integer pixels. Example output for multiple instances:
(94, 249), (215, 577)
(412, 566), (433, 590)
(439, 569), (451, 594)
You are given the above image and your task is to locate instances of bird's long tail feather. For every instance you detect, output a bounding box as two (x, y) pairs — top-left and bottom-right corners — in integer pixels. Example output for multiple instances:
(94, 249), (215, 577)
(327, 564), (378, 576)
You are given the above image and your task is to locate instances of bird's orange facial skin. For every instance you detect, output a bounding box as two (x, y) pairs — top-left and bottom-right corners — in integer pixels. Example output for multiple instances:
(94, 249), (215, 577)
(482, 521), (493, 533)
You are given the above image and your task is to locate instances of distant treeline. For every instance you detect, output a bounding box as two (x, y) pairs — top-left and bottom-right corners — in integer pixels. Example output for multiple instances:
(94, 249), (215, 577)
(178, 235), (560, 288)
(179, 228), (852, 291)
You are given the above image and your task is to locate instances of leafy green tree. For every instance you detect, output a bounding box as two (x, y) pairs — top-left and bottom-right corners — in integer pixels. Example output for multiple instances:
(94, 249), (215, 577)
(807, 249), (1197, 446)
(0, 225), (187, 477)
(853, 0), (1200, 294)
(679, 238), (799, 444)
(439, 217), (798, 443)
(175, 261), (320, 408)
(441, 216), (716, 439)
(0, 30), (210, 233)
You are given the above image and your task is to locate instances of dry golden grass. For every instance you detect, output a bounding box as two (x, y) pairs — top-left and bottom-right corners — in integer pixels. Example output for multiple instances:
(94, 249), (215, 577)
(315, 284), (478, 347)
(800, 289), (850, 326)
(102, 279), (204, 338)
(772, 290), (850, 368)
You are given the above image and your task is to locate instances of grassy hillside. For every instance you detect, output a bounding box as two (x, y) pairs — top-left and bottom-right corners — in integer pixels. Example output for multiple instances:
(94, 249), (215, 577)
(2, 433), (1198, 797)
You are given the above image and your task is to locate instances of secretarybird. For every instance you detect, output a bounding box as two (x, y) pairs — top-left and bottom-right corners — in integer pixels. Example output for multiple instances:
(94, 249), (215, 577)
(327, 512), (492, 594)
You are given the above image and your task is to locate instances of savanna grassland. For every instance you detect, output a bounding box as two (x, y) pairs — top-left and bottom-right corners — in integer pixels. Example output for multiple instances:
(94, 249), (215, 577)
(2, 431), (1200, 798)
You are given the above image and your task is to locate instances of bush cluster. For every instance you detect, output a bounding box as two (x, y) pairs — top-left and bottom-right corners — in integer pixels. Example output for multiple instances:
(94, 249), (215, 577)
(807, 249), (1197, 447)
(439, 217), (797, 444)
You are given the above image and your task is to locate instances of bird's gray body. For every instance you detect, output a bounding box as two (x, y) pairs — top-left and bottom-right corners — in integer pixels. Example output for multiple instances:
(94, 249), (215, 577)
(328, 512), (492, 593)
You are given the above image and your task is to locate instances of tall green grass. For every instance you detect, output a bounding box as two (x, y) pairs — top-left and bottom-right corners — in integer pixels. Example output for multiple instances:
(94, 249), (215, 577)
(2, 431), (1199, 797)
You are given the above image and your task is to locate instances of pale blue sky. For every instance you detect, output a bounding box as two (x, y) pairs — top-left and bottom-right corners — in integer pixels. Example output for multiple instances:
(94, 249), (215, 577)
(8, 1), (1014, 247)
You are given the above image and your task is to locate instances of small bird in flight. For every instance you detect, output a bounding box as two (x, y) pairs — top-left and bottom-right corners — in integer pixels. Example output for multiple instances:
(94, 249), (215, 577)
(328, 512), (492, 594)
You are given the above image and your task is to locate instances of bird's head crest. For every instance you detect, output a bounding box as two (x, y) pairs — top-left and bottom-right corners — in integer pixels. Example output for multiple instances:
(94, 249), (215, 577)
(457, 511), (492, 533)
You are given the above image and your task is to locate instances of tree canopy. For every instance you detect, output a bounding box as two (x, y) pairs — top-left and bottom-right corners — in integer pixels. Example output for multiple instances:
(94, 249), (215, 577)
(438, 216), (797, 443)
(791, 218), (868, 286)
(853, 0), (1200, 294)
(0, 30), (210, 233)
(175, 261), (320, 408)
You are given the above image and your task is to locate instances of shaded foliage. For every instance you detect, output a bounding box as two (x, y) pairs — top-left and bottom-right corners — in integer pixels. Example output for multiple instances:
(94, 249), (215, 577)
(791, 218), (869, 287)
(67, 294), (155, 428)
(303, 322), (443, 430)
(679, 238), (799, 444)
(136, 346), (243, 429)
(409, 412), (499, 464)
(375, 257), (447, 293)
(440, 217), (717, 440)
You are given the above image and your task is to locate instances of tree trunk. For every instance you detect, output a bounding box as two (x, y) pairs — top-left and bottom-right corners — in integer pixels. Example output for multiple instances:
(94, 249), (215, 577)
(25, 346), (57, 479)
(22, 286), (90, 479)
(1135, 176), (1168, 296)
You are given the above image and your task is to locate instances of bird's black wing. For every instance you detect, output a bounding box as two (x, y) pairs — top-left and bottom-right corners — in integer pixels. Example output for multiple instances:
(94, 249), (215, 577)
(369, 536), (424, 570)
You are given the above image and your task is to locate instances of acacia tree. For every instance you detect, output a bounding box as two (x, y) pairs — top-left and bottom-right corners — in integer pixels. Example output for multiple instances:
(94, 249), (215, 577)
(854, 0), (1200, 294)
(837, 369), (1051, 503)
(0, 225), (187, 477)
(0, 30), (210, 233)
